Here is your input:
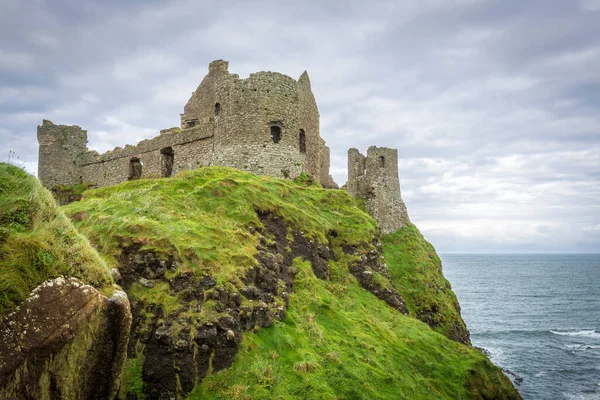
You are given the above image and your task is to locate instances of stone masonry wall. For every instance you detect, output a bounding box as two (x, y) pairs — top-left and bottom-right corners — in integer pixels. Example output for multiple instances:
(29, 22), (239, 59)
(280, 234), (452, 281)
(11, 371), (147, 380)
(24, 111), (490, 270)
(36, 60), (335, 190)
(210, 70), (305, 179)
(76, 121), (214, 187)
(345, 146), (410, 234)
(36, 60), (414, 238)
(37, 120), (88, 188)
(181, 60), (327, 181)
(318, 139), (338, 189)
(297, 71), (321, 179)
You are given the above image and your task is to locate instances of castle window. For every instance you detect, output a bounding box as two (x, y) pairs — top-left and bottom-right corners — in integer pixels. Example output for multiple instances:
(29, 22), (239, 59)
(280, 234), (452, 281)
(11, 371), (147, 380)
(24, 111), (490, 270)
(129, 157), (143, 180)
(378, 156), (385, 167)
(186, 119), (198, 128)
(270, 125), (281, 144)
(299, 129), (306, 153)
(161, 147), (174, 178)
(214, 102), (221, 116)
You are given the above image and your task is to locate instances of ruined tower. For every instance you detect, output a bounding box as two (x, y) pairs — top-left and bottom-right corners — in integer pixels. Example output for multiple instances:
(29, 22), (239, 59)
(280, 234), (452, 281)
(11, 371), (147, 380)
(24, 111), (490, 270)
(37, 120), (88, 188)
(345, 146), (410, 234)
(180, 60), (337, 187)
(35, 61), (414, 236)
(36, 60), (337, 189)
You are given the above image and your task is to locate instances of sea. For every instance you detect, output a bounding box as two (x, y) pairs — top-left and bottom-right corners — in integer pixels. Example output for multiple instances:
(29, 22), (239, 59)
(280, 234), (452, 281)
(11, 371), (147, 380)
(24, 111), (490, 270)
(441, 254), (600, 400)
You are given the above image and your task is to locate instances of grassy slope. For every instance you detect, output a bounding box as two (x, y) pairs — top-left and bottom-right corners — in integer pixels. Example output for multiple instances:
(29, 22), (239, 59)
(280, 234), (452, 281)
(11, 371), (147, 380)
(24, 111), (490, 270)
(383, 224), (470, 343)
(62, 166), (518, 399)
(0, 163), (113, 317)
(190, 259), (516, 400)
(63, 167), (376, 288)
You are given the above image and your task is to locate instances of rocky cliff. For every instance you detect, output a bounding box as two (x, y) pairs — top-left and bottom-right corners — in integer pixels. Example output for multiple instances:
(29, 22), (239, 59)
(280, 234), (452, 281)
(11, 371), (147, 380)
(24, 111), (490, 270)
(60, 166), (520, 400)
(0, 164), (520, 399)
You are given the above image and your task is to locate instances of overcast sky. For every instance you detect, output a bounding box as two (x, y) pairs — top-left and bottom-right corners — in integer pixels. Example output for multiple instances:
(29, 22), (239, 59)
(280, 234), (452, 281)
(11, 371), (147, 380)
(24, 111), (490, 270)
(1, 0), (599, 253)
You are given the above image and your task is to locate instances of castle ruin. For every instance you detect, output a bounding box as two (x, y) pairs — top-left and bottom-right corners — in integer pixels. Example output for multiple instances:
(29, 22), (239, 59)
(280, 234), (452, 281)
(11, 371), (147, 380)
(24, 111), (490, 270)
(37, 60), (409, 234)
(344, 147), (410, 234)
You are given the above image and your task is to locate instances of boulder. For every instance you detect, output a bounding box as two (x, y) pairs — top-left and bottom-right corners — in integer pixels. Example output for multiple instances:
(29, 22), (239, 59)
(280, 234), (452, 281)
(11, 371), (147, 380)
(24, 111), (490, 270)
(0, 277), (131, 400)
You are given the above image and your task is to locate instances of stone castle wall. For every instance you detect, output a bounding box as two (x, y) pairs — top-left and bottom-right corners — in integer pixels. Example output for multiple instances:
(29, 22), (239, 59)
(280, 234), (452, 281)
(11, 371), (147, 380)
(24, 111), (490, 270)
(38, 120), (215, 188)
(345, 146), (410, 234)
(37, 120), (88, 187)
(37, 60), (337, 189)
(181, 60), (331, 184)
(37, 61), (410, 234)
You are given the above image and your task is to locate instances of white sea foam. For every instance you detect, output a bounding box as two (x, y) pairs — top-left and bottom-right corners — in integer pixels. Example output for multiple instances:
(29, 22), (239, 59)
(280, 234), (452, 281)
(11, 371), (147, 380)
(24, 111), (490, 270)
(484, 346), (510, 365)
(563, 391), (600, 400)
(550, 330), (600, 339)
(565, 344), (600, 351)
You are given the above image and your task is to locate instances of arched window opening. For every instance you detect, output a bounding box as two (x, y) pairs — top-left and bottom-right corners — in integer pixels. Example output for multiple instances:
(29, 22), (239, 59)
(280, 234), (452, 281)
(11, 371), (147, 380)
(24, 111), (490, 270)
(129, 157), (143, 180)
(378, 155), (385, 167)
(299, 129), (306, 153)
(270, 125), (281, 144)
(214, 102), (221, 116)
(161, 147), (174, 178)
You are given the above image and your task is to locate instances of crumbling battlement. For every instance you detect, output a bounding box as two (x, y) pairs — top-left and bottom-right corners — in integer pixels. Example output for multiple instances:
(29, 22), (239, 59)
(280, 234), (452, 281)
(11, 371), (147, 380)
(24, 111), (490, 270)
(345, 147), (410, 234)
(37, 60), (410, 234)
(37, 120), (88, 188)
(38, 60), (338, 189)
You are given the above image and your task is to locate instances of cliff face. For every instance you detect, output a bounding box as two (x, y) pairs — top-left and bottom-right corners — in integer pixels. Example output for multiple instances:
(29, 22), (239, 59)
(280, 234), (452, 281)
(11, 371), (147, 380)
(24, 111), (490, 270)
(0, 164), (519, 399)
(0, 163), (131, 400)
(61, 166), (520, 400)
(383, 225), (472, 345)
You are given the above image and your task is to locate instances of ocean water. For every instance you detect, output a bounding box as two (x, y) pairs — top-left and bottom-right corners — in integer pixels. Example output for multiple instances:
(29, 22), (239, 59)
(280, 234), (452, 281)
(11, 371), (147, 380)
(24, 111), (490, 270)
(441, 254), (600, 400)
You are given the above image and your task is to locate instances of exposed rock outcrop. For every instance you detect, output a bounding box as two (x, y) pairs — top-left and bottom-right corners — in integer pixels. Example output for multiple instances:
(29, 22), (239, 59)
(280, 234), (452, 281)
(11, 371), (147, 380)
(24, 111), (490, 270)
(0, 277), (131, 400)
(116, 212), (402, 399)
(345, 238), (408, 314)
(62, 166), (520, 400)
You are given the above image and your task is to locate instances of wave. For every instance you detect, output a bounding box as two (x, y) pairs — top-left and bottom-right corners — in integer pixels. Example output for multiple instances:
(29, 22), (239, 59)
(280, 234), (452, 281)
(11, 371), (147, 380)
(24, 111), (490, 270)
(550, 330), (600, 339)
(565, 344), (600, 351)
(475, 328), (594, 337)
(563, 391), (600, 400)
(475, 328), (550, 336)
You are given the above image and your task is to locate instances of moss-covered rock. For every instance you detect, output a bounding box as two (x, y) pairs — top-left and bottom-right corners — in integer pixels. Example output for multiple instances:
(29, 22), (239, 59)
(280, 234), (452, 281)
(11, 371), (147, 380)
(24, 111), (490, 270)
(51, 182), (97, 206)
(0, 277), (131, 400)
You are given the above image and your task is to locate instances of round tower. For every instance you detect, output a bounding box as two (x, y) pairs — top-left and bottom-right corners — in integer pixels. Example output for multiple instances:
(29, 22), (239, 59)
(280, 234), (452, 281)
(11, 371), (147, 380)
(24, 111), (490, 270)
(180, 60), (326, 182)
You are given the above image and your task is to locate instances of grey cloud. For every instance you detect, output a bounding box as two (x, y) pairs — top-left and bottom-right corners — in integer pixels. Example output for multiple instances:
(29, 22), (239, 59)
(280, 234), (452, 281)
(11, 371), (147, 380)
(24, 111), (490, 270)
(0, 0), (598, 253)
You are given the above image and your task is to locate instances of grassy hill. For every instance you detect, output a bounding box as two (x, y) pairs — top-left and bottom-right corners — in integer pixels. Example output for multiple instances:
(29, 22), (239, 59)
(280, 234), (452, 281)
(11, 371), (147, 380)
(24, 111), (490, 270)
(59, 166), (519, 399)
(0, 163), (113, 318)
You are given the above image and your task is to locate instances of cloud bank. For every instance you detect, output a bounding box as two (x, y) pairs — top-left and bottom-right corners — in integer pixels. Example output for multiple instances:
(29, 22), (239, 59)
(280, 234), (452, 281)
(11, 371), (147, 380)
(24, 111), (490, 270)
(1, 0), (598, 252)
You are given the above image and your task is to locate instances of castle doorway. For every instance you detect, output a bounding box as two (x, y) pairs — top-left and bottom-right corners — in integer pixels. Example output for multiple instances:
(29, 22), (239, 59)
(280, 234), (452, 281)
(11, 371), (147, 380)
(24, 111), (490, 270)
(161, 147), (174, 177)
(129, 158), (143, 180)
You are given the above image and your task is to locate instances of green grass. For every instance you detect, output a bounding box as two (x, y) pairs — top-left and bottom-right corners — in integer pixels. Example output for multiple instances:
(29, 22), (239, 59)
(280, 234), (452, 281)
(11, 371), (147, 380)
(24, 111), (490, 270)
(119, 342), (146, 399)
(189, 259), (518, 400)
(64, 167), (376, 286)
(383, 224), (470, 343)
(0, 163), (113, 317)
(51, 182), (97, 205)
(52, 182), (96, 197)
(61, 167), (518, 399)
